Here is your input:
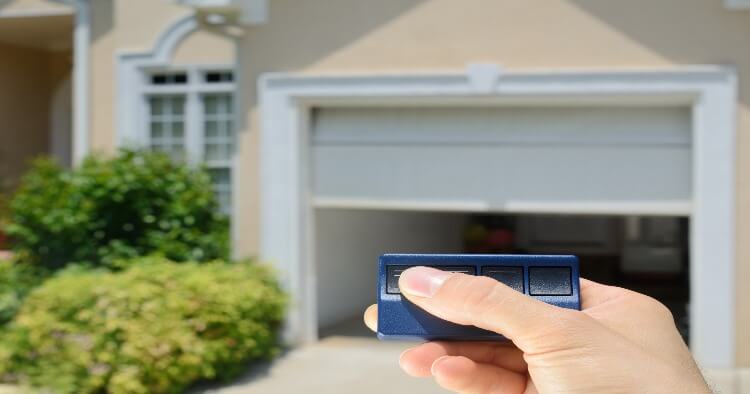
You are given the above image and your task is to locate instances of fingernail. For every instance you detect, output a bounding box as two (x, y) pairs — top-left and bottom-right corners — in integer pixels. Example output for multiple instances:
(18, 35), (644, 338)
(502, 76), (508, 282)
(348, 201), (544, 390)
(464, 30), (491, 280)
(430, 355), (452, 376)
(399, 266), (451, 298)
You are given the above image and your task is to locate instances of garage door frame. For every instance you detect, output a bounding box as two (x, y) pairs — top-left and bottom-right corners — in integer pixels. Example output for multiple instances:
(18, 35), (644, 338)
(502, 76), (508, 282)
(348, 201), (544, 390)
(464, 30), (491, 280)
(258, 65), (737, 368)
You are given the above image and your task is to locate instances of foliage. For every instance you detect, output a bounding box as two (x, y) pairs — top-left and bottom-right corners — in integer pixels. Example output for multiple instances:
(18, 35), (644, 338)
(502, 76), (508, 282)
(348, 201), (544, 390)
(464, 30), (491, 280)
(0, 176), (9, 249)
(0, 257), (286, 394)
(0, 258), (47, 327)
(6, 150), (228, 270)
(0, 191), (8, 226)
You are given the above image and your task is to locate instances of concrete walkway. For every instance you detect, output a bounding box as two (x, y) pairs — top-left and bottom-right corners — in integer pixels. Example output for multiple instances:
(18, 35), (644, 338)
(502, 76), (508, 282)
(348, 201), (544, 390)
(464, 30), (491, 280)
(0, 385), (19, 394)
(197, 332), (750, 394)
(199, 336), (448, 394)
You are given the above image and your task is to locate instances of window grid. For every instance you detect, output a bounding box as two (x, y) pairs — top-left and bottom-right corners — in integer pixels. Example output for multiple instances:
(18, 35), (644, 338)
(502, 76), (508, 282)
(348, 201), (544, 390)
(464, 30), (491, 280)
(148, 96), (186, 161)
(208, 168), (232, 216)
(203, 94), (234, 165)
(143, 67), (235, 215)
(203, 93), (234, 214)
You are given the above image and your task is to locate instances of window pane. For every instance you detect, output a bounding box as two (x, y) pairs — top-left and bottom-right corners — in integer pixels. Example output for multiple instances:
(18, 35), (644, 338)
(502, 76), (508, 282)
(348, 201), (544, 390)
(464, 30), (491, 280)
(209, 168), (230, 185)
(205, 71), (233, 83)
(150, 72), (188, 85)
(173, 122), (184, 138)
(205, 120), (218, 137)
(172, 97), (185, 116)
(225, 120), (234, 137)
(150, 97), (164, 115)
(205, 144), (220, 161)
(148, 95), (186, 161)
(208, 168), (231, 215)
(151, 75), (167, 85)
(202, 94), (234, 163)
(221, 95), (233, 112)
(205, 144), (232, 161)
(150, 122), (164, 139)
(204, 96), (218, 114)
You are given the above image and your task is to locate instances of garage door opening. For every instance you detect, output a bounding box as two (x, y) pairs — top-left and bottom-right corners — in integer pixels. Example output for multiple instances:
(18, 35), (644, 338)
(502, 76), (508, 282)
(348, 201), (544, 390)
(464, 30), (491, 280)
(315, 209), (690, 342)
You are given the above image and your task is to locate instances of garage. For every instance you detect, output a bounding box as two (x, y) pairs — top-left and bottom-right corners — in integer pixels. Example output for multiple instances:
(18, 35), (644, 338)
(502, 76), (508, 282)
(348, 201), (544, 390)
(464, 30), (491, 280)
(311, 105), (691, 338)
(259, 67), (736, 367)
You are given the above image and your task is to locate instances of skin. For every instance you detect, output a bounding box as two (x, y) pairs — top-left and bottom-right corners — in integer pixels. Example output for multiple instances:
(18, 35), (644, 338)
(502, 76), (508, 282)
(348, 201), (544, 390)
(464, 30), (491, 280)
(363, 266), (711, 394)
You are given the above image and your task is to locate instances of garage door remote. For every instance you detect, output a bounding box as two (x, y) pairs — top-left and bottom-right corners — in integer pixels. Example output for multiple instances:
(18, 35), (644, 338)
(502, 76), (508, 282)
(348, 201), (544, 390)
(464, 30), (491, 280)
(377, 254), (581, 341)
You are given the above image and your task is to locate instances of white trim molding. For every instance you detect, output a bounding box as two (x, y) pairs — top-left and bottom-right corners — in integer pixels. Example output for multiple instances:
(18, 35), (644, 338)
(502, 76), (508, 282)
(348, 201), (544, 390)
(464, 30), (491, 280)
(72, 0), (90, 165)
(116, 14), (198, 147)
(258, 65), (738, 369)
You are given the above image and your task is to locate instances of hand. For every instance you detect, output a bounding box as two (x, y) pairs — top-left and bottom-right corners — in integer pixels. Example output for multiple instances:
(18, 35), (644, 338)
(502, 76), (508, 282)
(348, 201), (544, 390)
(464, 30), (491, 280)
(363, 266), (710, 394)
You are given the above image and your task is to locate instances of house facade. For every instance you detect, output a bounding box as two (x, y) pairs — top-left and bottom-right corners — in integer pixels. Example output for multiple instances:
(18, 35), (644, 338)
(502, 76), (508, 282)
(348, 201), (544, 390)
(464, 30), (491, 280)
(2, 0), (750, 378)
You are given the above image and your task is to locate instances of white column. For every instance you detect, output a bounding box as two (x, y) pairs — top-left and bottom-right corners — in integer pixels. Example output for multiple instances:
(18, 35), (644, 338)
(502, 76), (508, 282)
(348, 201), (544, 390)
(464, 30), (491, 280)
(73, 0), (91, 166)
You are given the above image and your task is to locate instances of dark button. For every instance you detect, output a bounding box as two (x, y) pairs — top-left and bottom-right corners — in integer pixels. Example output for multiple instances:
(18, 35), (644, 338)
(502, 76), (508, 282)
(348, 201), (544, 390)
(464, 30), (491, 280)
(386, 265), (409, 294)
(386, 265), (476, 294)
(528, 267), (572, 296)
(481, 266), (524, 293)
(433, 266), (476, 275)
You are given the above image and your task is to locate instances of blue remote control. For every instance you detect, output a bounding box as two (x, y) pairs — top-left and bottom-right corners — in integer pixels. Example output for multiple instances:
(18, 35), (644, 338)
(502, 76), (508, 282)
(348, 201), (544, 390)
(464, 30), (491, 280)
(377, 254), (581, 341)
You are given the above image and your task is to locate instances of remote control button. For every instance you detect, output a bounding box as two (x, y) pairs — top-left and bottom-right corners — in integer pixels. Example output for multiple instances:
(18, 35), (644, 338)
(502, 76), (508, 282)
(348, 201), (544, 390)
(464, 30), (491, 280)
(481, 266), (524, 293)
(528, 267), (572, 296)
(432, 266), (476, 275)
(386, 265), (409, 294)
(386, 265), (476, 294)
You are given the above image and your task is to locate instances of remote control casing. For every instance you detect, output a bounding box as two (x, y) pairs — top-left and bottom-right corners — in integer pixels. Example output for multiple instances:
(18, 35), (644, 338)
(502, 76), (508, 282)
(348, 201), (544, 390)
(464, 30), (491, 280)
(377, 254), (580, 341)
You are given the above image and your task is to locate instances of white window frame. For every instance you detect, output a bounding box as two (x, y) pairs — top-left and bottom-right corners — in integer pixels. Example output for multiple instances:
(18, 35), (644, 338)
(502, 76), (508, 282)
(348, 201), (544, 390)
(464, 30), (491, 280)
(117, 14), (241, 257)
(139, 65), (236, 215)
(139, 65), (235, 163)
(259, 65), (737, 369)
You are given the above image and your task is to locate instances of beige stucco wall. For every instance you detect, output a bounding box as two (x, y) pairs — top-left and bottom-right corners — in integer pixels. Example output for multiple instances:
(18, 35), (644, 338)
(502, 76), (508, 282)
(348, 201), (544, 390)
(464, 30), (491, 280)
(0, 42), (70, 188)
(172, 28), (235, 66)
(88, 0), (193, 155)
(84, 0), (750, 366)
(88, 0), (235, 151)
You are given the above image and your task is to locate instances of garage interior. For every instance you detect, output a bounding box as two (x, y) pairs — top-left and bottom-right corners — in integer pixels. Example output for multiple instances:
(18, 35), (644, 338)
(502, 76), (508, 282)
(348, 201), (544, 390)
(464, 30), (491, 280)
(315, 209), (690, 343)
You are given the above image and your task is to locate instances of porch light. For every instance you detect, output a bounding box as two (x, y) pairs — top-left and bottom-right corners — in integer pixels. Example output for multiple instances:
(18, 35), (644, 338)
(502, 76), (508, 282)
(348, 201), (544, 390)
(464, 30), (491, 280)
(176, 0), (267, 24)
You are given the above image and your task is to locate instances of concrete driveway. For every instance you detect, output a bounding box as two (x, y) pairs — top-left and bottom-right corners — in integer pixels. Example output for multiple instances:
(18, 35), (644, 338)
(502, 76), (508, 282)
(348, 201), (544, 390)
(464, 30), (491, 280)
(200, 336), (448, 394)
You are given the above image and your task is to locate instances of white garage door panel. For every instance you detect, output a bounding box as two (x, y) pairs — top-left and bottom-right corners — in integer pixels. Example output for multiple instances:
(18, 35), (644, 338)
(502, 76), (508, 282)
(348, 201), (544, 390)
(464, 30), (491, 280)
(312, 107), (691, 211)
(314, 107), (691, 146)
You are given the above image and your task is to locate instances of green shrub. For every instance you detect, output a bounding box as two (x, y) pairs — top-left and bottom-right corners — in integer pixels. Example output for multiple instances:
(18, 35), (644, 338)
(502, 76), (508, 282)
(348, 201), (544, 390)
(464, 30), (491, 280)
(0, 179), (10, 250)
(0, 190), (8, 226)
(6, 150), (228, 270)
(0, 258), (47, 326)
(0, 257), (286, 394)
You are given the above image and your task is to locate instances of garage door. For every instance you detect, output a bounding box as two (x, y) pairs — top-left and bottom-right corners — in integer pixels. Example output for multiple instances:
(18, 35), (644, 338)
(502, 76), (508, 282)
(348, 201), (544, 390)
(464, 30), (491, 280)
(311, 106), (691, 214)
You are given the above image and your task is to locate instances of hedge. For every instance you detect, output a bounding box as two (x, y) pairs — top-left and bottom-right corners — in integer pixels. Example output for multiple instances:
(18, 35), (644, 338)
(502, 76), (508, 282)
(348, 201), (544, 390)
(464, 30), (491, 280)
(0, 259), (46, 327)
(6, 150), (228, 270)
(0, 257), (286, 394)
